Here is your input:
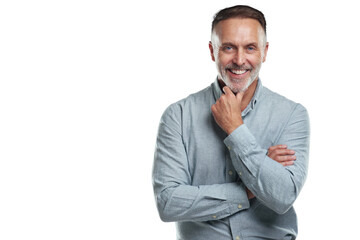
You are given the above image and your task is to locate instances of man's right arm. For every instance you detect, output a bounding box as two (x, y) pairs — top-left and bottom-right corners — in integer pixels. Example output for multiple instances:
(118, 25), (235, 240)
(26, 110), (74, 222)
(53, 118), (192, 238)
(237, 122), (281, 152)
(152, 107), (250, 222)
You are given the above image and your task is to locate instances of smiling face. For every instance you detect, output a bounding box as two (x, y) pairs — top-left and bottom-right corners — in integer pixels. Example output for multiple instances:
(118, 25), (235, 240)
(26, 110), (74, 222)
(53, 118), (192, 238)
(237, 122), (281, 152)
(210, 18), (268, 93)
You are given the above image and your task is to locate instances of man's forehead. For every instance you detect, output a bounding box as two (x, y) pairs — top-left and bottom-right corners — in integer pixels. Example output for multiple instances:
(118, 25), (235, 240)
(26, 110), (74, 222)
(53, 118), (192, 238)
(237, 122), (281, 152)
(214, 18), (263, 34)
(212, 18), (265, 45)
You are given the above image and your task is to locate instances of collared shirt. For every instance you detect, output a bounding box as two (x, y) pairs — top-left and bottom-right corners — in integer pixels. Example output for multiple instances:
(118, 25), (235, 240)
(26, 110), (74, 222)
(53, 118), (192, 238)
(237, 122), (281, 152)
(152, 79), (310, 240)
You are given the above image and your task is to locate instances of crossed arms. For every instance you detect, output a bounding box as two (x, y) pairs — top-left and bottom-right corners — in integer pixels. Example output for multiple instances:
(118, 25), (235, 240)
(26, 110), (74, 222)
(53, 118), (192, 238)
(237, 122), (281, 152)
(153, 87), (310, 222)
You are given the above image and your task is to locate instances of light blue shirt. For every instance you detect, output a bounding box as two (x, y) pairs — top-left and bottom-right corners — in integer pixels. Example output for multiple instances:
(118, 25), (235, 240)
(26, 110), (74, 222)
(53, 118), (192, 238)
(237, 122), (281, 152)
(152, 79), (310, 240)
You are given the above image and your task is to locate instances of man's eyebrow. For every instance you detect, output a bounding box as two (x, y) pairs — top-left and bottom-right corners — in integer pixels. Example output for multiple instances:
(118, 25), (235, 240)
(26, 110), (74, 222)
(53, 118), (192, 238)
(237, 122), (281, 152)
(220, 42), (237, 47)
(221, 42), (259, 47)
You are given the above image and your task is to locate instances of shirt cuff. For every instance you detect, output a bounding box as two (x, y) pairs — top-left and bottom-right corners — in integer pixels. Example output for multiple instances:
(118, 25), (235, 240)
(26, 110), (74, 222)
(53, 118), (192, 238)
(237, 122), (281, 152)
(224, 124), (256, 154)
(223, 124), (266, 177)
(223, 182), (250, 214)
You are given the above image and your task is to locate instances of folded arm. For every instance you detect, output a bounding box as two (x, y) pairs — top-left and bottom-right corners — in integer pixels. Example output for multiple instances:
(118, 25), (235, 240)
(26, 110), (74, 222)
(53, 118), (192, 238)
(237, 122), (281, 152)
(212, 87), (310, 214)
(152, 109), (250, 222)
(224, 104), (310, 214)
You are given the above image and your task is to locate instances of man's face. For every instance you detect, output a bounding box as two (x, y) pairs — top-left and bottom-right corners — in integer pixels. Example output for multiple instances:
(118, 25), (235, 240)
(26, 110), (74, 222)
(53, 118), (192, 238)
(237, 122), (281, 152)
(210, 18), (268, 93)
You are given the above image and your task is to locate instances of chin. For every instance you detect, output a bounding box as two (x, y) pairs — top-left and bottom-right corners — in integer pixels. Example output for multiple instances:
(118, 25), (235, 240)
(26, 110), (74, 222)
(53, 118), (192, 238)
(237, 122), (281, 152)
(227, 79), (250, 93)
(231, 86), (247, 93)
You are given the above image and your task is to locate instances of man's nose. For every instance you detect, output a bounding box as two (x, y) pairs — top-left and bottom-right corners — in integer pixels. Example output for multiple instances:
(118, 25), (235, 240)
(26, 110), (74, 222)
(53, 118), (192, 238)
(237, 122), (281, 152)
(233, 50), (246, 66)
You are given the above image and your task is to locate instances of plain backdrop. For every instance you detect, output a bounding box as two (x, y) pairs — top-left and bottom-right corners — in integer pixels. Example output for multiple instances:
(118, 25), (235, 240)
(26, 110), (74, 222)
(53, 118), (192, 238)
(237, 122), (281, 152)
(1, 0), (359, 239)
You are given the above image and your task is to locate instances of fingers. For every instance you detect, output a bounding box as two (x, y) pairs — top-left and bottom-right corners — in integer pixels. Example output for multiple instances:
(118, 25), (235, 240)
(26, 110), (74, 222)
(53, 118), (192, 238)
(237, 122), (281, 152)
(267, 144), (296, 166)
(212, 86), (244, 135)
(268, 149), (296, 160)
(268, 144), (287, 151)
(246, 188), (255, 199)
(268, 145), (295, 156)
(271, 153), (296, 161)
(269, 149), (296, 157)
(280, 161), (295, 167)
(222, 86), (244, 102)
(222, 86), (234, 96)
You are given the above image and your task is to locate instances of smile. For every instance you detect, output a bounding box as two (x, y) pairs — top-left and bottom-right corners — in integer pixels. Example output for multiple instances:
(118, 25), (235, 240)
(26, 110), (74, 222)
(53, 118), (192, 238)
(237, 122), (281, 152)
(228, 69), (249, 75)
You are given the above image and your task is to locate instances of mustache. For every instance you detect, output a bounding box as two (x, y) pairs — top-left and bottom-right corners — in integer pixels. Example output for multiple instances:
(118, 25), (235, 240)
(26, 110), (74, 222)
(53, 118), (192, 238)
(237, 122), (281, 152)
(225, 64), (252, 71)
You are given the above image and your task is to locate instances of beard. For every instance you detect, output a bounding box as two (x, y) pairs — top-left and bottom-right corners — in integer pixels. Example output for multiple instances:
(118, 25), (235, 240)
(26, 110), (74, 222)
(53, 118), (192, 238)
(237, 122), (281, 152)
(218, 62), (262, 93)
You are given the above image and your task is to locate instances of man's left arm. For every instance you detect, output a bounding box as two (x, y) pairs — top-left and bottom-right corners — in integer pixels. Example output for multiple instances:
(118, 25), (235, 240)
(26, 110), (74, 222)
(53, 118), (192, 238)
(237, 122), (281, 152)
(212, 87), (310, 214)
(225, 105), (309, 214)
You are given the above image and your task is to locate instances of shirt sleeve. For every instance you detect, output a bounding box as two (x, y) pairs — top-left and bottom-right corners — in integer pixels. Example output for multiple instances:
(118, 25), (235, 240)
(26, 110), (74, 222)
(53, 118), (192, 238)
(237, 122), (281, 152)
(224, 103), (310, 214)
(152, 106), (250, 222)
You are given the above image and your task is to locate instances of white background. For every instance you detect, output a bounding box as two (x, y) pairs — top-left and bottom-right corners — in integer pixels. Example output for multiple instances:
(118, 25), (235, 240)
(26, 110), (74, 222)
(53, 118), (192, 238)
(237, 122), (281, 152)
(1, 0), (359, 239)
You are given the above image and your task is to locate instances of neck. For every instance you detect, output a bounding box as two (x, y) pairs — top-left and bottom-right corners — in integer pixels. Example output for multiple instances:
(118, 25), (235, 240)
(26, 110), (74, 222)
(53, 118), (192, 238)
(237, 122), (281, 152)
(218, 78), (258, 111)
(241, 79), (258, 111)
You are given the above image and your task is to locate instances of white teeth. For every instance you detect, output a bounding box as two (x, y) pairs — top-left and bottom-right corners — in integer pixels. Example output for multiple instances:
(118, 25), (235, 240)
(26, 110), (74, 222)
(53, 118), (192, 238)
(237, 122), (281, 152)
(230, 69), (247, 75)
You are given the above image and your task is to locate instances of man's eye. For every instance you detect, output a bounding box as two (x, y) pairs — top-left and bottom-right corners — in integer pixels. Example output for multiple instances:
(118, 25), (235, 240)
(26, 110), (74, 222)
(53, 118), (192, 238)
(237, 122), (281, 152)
(223, 46), (233, 51)
(247, 46), (255, 51)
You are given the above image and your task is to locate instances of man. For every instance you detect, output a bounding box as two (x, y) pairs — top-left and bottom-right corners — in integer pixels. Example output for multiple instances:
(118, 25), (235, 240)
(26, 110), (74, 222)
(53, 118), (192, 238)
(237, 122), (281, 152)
(152, 5), (310, 240)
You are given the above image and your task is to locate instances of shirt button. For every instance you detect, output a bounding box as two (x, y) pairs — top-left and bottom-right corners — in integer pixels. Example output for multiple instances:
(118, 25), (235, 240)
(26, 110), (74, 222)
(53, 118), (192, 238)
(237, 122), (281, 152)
(213, 215), (217, 219)
(236, 236), (240, 240)
(238, 171), (242, 176)
(238, 204), (242, 209)
(228, 170), (233, 175)
(227, 146), (231, 150)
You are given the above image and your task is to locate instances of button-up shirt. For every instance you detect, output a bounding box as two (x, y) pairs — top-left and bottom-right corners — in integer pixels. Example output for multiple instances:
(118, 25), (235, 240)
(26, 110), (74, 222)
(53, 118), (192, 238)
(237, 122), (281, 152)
(152, 79), (310, 240)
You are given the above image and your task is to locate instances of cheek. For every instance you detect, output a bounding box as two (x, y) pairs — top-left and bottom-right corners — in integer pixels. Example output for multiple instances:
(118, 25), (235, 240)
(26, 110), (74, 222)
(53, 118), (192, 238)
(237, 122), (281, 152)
(249, 55), (263, 67)
(217, 54), (233, 68)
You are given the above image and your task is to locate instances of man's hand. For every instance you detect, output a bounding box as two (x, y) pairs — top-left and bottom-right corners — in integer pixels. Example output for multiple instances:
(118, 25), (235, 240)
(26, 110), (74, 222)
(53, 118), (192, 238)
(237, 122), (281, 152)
(246, 188), (255, 199)
(211, 86), (244, 135)
(267, 145), (296, 166)
(246, 145), (296, 199)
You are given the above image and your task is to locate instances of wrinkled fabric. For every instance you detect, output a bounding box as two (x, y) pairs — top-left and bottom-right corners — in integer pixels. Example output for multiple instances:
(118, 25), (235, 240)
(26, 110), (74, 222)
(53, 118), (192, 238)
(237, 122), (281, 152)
(153, 79), (310, 240)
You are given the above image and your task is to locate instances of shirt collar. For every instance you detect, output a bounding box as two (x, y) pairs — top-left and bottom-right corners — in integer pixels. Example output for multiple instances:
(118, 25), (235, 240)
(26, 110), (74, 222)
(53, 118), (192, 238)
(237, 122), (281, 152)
(249, 79), (262, 109)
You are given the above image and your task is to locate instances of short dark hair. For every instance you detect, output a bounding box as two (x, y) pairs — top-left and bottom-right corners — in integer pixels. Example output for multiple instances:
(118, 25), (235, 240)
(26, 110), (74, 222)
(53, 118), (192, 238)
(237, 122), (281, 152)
(211, 5), (266, 35)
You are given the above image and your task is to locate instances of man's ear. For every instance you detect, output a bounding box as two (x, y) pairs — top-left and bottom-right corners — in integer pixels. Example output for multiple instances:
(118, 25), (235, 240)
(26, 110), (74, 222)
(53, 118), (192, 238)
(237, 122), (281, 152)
(209, 41), (215, 62)
(262, 42), (269, 63)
